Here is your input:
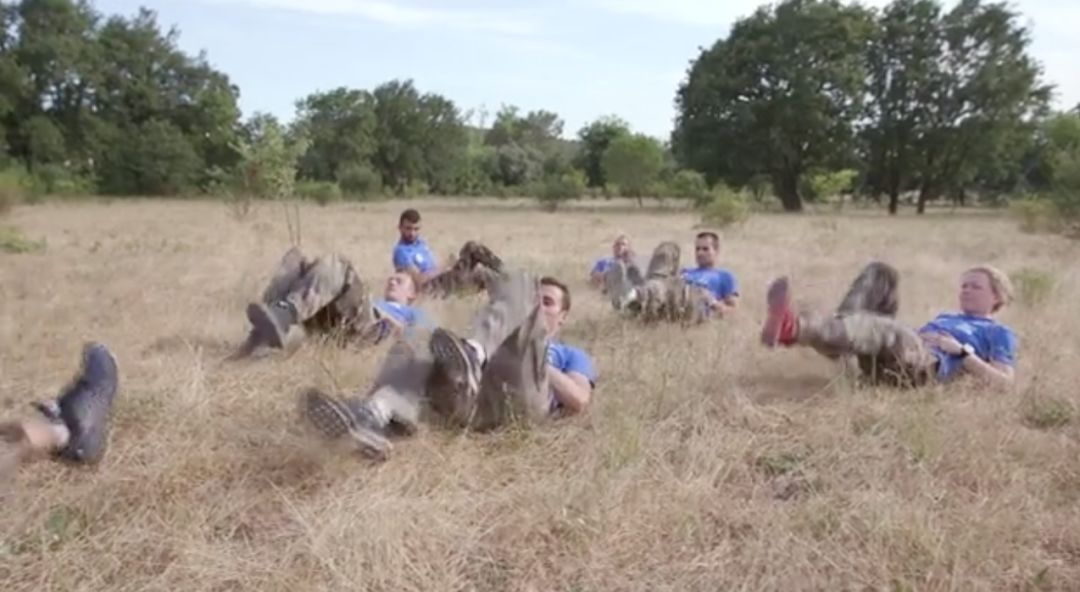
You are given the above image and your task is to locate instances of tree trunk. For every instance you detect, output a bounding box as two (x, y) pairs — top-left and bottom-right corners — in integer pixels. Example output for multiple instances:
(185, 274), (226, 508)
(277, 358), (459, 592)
(772, 171), (803, 212)
(917, 180), (936, 215)
(887, 169), (901, 215)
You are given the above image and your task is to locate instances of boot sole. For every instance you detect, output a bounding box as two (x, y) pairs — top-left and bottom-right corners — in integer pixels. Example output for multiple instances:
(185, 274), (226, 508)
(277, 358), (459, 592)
(430, 328), (471, 388)
(761, 277), (790, 348)
(604, 263), (632, 311)
(54, 342), (119, 464)
(247, 303), (286, 349)
(301, 389), (391, 461)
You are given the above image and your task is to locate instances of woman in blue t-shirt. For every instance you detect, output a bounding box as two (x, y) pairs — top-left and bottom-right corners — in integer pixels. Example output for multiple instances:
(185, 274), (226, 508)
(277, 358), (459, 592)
(760, 262), (1017, 390)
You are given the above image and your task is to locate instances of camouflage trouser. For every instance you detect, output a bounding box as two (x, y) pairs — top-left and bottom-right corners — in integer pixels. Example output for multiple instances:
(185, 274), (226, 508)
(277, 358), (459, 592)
(262, 247), (375, 341)
(419, 241), (504, 299)
(342, 269), (549, 434)
(610, 240), (713, 324)
(797, 261), (936, 388)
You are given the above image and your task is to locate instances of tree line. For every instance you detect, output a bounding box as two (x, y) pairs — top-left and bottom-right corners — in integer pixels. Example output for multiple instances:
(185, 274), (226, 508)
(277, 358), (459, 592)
(0, 0), (1077, 221)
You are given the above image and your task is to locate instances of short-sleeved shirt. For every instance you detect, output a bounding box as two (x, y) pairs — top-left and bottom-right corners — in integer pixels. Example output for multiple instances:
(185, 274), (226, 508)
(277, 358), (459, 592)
(392, 238), (436, 275)
(918, 312), (1018, 381)
(591, 255), (641, 277)
(680, 267), (739, 300)
(371, 299), (430, 343)
(373, 300), (425, 327)
(546, 341), (597, 413)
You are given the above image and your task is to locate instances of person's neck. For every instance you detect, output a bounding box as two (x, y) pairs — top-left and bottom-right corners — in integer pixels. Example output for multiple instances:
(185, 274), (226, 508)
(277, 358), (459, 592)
(960, 309), (992, 319)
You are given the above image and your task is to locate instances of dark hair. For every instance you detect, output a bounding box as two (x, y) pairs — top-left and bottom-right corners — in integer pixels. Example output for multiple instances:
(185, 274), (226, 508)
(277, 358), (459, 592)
(399, 209), (421, 225)
(695, 231), (719, 249)
(540, 276), (571, 312)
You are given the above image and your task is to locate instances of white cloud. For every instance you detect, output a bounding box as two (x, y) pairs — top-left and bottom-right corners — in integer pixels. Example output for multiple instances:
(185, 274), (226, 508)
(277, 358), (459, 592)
(202, 0), (535, 35)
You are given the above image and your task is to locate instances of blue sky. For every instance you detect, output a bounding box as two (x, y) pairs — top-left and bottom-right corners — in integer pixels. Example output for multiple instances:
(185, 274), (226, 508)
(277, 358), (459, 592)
(95, 0), (1078, 140)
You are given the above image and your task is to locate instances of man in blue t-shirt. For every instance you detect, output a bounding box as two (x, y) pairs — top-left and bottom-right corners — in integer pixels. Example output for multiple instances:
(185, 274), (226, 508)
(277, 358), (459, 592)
(589, 233), (641, 291)
(760, 261), (1018, 390)
(680, 231), (739, 315)
(299, 273), (598, 460)
(392, 208), (440, 284)
(604, 231), (740, 323)
(236, 246), (431, 358)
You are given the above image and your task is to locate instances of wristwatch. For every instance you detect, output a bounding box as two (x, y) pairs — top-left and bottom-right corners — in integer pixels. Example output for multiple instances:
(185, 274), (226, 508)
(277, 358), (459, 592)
(959, 343), (975, 359)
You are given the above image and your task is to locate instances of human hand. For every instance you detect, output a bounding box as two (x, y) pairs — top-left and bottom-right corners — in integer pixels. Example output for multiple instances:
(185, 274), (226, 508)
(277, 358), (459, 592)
(921, 331), (963, 355)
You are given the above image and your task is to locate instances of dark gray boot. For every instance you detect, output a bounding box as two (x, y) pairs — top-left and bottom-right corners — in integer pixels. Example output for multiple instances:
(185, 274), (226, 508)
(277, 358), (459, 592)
(33, 342), (119, 465)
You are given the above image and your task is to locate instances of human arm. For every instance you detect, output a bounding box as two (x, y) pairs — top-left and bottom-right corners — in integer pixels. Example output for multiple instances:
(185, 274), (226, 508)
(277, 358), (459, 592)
(922, 332), (1015, 390)
(547, 366), (593, 414)
(709, 271), (740, 316)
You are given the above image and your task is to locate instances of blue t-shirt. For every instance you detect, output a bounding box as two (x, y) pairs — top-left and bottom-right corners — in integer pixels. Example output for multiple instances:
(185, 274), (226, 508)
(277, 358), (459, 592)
(918, 312), (1018, 381)
(371, 300), (430, 343)
(546, 341), (597, 412)
(392, 238), (436, 274)
(680, 267), (739, 300)
(591, 257), (616, 275)
(592, 256), (639, 276)
(373, 300), (425, 327)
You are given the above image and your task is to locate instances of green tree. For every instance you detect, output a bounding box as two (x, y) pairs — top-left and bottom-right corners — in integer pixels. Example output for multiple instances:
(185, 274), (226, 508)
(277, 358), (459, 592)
(673, 0), (874, 211)
(601, 133), (665, 203)
(235, 113), (308, 199)
(370, 79), (466, 194)
(575, 116), (629, 187)
(0, 1), (242, 194)
(292, 87), (376, 182)
(862, 0), (941, 213)
(876, 0), (1049, 213)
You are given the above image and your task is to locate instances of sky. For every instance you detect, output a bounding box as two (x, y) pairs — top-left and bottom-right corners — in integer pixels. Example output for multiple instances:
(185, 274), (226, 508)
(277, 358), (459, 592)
(95, 0), (1079, 140)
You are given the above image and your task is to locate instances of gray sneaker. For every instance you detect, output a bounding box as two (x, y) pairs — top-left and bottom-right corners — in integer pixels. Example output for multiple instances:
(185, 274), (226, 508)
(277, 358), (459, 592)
(428, 328), (483, 418)
(300, 389), (391, 461)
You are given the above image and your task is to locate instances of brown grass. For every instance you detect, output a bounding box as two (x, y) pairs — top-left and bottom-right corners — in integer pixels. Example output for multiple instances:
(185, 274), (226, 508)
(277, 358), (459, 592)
(1, 198), (1079, 591)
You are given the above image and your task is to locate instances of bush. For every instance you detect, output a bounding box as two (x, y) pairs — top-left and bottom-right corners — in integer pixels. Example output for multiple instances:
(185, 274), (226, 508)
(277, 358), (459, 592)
(1010, 196), (1063, 234)
(670, 169), (710, 204)
(0, 167), (29, 215)
(0, 225), (46, 254)
(402, 179), (430, 198)
(1010, 267), (1056, 307)
(536, 170), (586, 211)
(1022, 395), (1074, 430)
(295, 180), (342, 205)
(337, 163), (383, 198)
(699, 184), (751, 228)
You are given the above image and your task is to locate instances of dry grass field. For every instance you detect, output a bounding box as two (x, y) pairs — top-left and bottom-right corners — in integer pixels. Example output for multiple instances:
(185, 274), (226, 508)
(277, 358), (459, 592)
(1, 198), (1079, 591)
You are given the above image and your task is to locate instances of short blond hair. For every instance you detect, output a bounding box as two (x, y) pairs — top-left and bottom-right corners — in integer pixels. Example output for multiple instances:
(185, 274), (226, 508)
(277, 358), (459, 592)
(965, 265), (1014, 312)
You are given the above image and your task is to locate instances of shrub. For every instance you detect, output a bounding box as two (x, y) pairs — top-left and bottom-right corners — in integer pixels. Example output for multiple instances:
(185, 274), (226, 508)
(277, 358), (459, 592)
(402, 179), (430, 198)
(0, 225), (46, 254)
(1022, 395), (1074, 430)
(699, 184), (751, 228)
(1010, 196), (1063, 234)
(536, 170), (586, 211)
(337, 163), (383, 198)
(670, 169), (710, 204)
(1010, 267), (1056, 307)
(295, 180), (342, 206)
(0, 167), (29, 215)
